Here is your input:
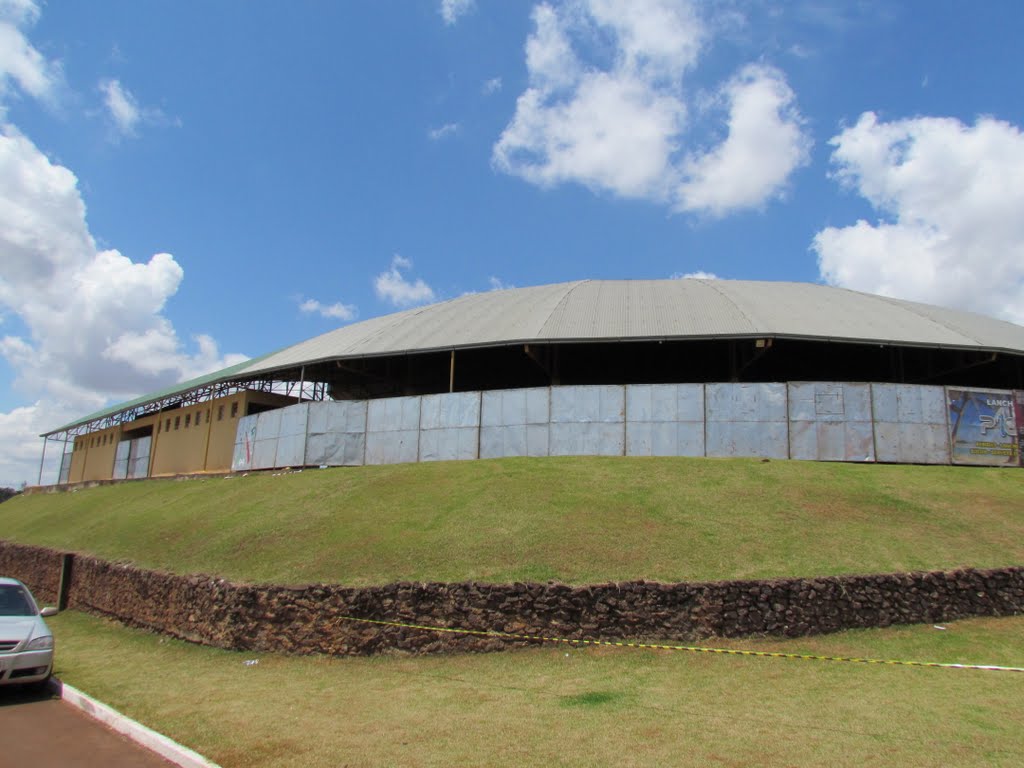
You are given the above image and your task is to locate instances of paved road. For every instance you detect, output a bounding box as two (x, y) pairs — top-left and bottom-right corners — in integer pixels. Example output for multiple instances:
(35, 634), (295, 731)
(0, 686), (176, 767)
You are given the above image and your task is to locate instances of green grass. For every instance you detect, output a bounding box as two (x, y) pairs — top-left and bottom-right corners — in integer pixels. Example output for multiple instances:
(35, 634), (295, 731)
(3, 457), (1023, 585)
(48, 610), (1024, 767)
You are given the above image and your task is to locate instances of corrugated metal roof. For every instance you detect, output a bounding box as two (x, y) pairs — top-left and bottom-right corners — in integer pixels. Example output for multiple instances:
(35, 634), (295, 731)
(46, 279), (1024, 435)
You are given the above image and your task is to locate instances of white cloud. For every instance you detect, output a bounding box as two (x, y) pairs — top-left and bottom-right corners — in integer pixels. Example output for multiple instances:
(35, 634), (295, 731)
(298, 297), (358, 321)
(813, 112), (1024, 325)
(374, 256), (436, 307)
(99, 78), (140, 135)
(0, 0), (60, 108)
(482, 77), (502, 95)
(488, 276), (514, 291)
(440, 0), (475, 26)
(0, 11), (245, 485)
(671, 270), (719, 279)
(428, 122), (460, 141)
(676, 65), (809, 215)
(493, 0), (809, 216)
(97, 77), (176, 138)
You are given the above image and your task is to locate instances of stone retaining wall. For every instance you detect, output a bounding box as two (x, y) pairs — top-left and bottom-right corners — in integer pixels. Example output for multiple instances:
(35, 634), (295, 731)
(2, 540), (1022, 656)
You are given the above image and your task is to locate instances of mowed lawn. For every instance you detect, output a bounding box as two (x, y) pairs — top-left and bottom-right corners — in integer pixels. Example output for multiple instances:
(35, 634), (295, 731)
(3, 457), (1023, 585)
(48, 610), (1024, 768)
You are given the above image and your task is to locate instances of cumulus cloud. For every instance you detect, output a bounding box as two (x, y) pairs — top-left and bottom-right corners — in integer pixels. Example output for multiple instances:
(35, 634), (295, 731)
(493, 0), (809, 216)
(0, 4), (243, 485)
(298, 297), (358, 321)
(374, 256), (436, 308)
(440, 0), (475, 26)
(482, 77), (502, 95)
(428, 122), (460, 141)
(813, 112), (1024, 324)
(0, 0), (60, 108)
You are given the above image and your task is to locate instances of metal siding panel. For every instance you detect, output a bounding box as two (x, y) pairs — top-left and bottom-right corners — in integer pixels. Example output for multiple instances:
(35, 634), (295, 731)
(307, 400), (367, 434)
(367, 396), (422, 433)
(419, 427), (479, 462)
(251, 439), (279, 470)
(420, 392), (481, 430)
(551, 385), (624, 423)
(275, 433), (306, 467)
(365, 430), (419, 465)
(706, 422), (790, 459)
(549, 423), (624, 456)
(278, 403), (309, 438)
(707, 383), (787, 423)
(232, 416), (258, 471)
(253, 409), (281, 443)
(872, 384), (949, 464)
(305, 432), (365, 466)
(625, 384), (705, 456)
(112, 459), (128, 480)
(788, 383), (875, 462)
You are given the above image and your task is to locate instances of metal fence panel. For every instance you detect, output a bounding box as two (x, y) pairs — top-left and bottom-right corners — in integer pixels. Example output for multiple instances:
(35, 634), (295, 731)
(550, 385), (624, 423)
(305, 401), (367, 466)
(278, 403), (309, 438)
(481, 387), (549, 427)
(253, 408), (283, 443)
(367, 396), (421, 433)
(275, 433), (307, 467)
(307, 400), (367, 434)
(479, 424), (549, 459)
(419, 427), (479, 462)
(549, 422), (625, 456)
(788, 382), (874, 462)
(232, 414), (259, 471)
(625, 384), (704, 456)
(365, 430), (420, 465)
(251, 437), (280, 470)
(706, 383), (788, 458)
(872, 384), (949, 464)
(420, 392), (481, 430)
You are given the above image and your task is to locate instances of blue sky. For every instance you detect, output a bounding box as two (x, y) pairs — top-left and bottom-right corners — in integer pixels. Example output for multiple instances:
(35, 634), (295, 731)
(2, 0), (1024, 485)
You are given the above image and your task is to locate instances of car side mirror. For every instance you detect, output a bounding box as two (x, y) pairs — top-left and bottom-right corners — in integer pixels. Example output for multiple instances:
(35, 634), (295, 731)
(40, 607), (59, 617)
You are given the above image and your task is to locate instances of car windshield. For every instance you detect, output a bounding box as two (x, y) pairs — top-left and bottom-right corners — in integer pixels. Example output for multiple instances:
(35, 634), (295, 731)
(0, 584), (35, 617)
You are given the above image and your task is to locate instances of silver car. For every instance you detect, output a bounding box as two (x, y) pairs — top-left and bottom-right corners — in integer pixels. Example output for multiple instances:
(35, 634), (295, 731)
(0, 577), (57, 688)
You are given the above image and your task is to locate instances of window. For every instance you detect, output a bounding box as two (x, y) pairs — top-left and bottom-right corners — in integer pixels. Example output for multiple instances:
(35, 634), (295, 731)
(217, 405), (224, 421)
(195, 411), (202, 426)
(185, 414), (191, 428)
(166, 418), (171, 432)
(230, 402), (239, 418)
(174, 416), (180, 430)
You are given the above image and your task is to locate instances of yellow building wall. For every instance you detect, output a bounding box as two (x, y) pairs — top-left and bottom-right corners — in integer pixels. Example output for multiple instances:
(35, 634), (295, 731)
(63, 390), (299, 483)
(69, 425), (122, 483)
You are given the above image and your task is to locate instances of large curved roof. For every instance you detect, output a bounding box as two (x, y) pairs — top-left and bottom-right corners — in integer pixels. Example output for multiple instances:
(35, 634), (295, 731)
(49, 279), (1024, 435)
(237, 279), (1024, 378)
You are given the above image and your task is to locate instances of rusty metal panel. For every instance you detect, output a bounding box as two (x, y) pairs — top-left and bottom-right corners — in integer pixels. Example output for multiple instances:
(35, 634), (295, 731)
(366, 395), (422, 465)
(305, 401), (367, 466)
(625, 384), (705, 457)
(706, 383), (788, 459)
(549, 385), (624, 456)
(788, 382), (874, 462)
(480, 387), (550, 459)
(872, 384), (949, 464)
(947, 387), (1018, 466)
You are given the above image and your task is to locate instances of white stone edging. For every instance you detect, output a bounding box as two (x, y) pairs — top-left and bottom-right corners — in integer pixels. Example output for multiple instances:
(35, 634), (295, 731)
(51, 677), (221, 768)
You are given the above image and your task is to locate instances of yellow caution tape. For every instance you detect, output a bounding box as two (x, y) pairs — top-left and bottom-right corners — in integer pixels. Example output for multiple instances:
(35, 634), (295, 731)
(338, 615), (1024, 673)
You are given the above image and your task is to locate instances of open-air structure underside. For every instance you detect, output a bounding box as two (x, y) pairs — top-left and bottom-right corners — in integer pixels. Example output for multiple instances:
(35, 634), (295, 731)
(40, 279), (1024, 484)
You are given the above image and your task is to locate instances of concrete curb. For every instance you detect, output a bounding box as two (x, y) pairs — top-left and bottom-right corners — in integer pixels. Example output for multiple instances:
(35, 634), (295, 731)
(50, 677), (221, 768)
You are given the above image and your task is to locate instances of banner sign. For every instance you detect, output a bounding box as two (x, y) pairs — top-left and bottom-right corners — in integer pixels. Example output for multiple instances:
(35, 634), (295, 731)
(947, 387), (1019, 466)
(1016, 391), (1024, 467)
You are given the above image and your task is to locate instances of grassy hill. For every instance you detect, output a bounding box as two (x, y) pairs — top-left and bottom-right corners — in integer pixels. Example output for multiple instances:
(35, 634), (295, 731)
(2, 456), (1023, 586)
